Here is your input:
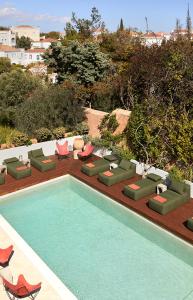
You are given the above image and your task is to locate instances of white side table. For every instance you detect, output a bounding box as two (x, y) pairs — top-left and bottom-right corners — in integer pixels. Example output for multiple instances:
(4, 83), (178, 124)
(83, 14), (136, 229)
(22, 159), (31, 168)
(157, 183), (167, 195)
(110, 163), (118, 170)
(0, 165), (7, 175)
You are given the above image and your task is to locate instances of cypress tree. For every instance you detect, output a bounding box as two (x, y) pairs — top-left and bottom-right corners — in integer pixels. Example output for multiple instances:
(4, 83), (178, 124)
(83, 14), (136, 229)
(119, 18), (124, 31)
(186, 3), (192, 40)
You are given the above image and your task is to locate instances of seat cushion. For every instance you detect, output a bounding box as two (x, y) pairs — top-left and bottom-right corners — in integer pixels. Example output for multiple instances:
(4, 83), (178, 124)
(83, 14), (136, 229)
(146, 173), (162, 182)
(119, 159), (135, 171)
(4, 157), (18, 164)
(170, 179), (185, 195)
(31, 148), (44, 158)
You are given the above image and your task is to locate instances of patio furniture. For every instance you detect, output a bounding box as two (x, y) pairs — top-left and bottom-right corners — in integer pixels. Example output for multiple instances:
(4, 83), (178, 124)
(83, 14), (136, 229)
(123, 173), (162, 201)
(78, 144), (94, 160)
(3, 157), (31, 180)
(0, 173), (5, 185)
(3, 274), (41, 300)
(56, 141), (69, 159)
(187, 218), (193, 231)
(0, 245), (13, 268)
(81, 158), (111, 176)
(148, 179), (190, 215)
(98, 159), (136, 186)
(28, 148), (56, 172)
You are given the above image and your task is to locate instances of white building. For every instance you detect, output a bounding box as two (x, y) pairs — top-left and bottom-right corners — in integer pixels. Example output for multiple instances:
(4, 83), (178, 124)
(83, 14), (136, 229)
(24, 49), (46, 65)
(31, 38), (59, 49)
(143, 32), (170, 46)
(0, 45), (45, 66)
(11, 25), (40, 42)
(0, 29), (16, 46)
(171, 28), (193, 40)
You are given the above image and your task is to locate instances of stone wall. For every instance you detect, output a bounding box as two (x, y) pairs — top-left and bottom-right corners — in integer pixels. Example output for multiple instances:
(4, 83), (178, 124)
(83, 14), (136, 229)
(84, 108), (131, 137)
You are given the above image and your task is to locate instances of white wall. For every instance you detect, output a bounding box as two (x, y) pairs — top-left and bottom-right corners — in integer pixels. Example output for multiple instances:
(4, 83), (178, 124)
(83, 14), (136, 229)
(0, 136), (81, 164)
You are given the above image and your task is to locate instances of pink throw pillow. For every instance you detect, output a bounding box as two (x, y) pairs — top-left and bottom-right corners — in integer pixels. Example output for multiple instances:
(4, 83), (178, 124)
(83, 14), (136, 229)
(86, 163), (95, 168)
(103, 171), (113, 177)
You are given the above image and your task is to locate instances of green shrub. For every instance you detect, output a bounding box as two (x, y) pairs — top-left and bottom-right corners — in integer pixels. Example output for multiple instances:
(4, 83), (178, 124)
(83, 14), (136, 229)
(111, 146), (136, 161)
(0, 126), (17, 144)
(34, 128), (53, 142)
(52, 127), (66, 140)
(10, 131), (30, 146)
(74, 122), (89, 135)
(169, 166), (185, 182)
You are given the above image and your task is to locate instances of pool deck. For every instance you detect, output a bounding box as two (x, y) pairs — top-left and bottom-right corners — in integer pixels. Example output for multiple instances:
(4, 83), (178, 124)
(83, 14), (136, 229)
(1, 155), (193, 246)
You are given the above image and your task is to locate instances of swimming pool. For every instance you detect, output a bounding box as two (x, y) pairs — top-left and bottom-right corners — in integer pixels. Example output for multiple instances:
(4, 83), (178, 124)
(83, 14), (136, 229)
(1, 175), (193, 300)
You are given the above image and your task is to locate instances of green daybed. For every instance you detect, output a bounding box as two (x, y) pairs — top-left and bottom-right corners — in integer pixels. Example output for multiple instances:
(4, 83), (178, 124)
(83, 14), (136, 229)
(148, 179), (190, 215)
(98, 159), (136, 186)
(0, 173), (5, 185)
(81, 154), (119, 177)
(28, 148), (56, 172)
(123, 173), (162, 201)
(3, 157), (31, 180)
(186, 218), (193, 231)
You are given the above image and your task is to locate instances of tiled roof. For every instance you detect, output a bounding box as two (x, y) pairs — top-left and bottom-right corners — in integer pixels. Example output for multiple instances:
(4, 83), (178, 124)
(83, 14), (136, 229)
(14, 25), (35, 29)
(0, 45), (21, 52)
(25, 48), (46, 53)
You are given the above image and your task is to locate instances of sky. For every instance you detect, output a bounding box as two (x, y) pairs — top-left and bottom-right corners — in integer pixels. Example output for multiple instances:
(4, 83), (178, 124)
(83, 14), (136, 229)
(0, 0), (192, 33)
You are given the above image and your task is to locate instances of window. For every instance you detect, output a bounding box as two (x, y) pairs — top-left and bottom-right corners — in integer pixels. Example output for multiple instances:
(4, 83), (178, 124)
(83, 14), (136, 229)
(37, 55), (40, 60)
(29, 55), (32, 59)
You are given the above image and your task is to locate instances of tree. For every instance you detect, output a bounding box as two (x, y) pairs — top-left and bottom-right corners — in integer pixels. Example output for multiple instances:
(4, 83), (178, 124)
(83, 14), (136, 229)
(0, 70), (40, 126)
(65, 7), (105, 40)
(119, 18), (124, 31)
(16, 36), (31, 50)
(45, 31), (60, 39)
(14, 85), (85, 134)
(186, 3), (192, 40)
(43, 41), (110, 86)
(0, 57), (11, 74)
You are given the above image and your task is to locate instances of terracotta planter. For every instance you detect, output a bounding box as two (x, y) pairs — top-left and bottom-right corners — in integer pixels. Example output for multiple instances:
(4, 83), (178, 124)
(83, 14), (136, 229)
(73, 138), (84, 150)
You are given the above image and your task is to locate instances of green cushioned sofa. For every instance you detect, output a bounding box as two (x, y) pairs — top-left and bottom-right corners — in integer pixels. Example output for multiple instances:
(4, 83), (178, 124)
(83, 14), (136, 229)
(28, 148), (56, 172)
(3, 157), (31, 180)
(123, 173), (162, 201)
(98, 159), (136, 186)
(148, 179), (190, 215)
(187, 218), (193, 231)
(0, 173), (5, 184)
(81, 154), (119, 177)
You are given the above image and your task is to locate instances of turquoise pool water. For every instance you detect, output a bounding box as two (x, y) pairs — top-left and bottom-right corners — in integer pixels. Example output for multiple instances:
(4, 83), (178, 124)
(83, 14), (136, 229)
(1, 176), (193, 300)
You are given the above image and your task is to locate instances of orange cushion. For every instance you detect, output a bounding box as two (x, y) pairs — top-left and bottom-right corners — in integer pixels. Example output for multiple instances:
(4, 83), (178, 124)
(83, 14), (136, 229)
(42, 159), (52, 164)
(153, 195), (167, 203)
(16, 166), (27, 171)
(103, 171), (113, 177)
(128, 184), (140, 190)
(86, 163), (95, 168)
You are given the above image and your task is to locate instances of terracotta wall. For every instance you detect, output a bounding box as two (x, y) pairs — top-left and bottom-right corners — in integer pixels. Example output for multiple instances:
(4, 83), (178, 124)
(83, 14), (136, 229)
(84, 108), (131, 137)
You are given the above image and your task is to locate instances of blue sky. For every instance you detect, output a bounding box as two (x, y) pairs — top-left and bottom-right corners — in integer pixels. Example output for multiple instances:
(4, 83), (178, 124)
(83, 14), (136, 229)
(0, 0), (191, 32)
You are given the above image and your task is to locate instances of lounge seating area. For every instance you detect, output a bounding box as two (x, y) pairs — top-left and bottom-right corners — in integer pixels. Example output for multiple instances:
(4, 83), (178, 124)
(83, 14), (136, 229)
(3, 157), (31, 180)
(98, 159), (136, 186)
(123, 173), (162, 201)
(0, 143), (193, 244)
(148, 180), (190, 215)
(28, 148), (56, 172)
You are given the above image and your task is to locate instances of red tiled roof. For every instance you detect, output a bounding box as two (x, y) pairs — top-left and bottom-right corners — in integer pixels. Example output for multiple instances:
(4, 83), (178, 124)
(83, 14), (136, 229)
(26, 48), (46, 53)
(0, 45), (21, 52)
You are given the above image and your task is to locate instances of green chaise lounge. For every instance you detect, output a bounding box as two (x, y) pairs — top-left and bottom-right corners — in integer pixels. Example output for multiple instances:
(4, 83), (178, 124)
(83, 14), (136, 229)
(0, 173), (5, 184)
(123, 173), (162, 201)
(28, 148), (56, 172)
(81, 154), (119, 176)
(186, 218), (193, 231)
(98, 159), (136, 186)
(148, 179), (190, 215)
(3, 157), (31, 180)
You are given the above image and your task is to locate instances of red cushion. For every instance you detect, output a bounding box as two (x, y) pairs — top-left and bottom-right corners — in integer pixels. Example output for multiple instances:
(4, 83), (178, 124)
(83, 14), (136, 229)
(42, 159), (52, 164)
(128, 184), (140, 190)
(86, 163), (95, 168)
(103, 171), (113, 177)
(16, 166), (27, 171)
(153, 195), (167, 203)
